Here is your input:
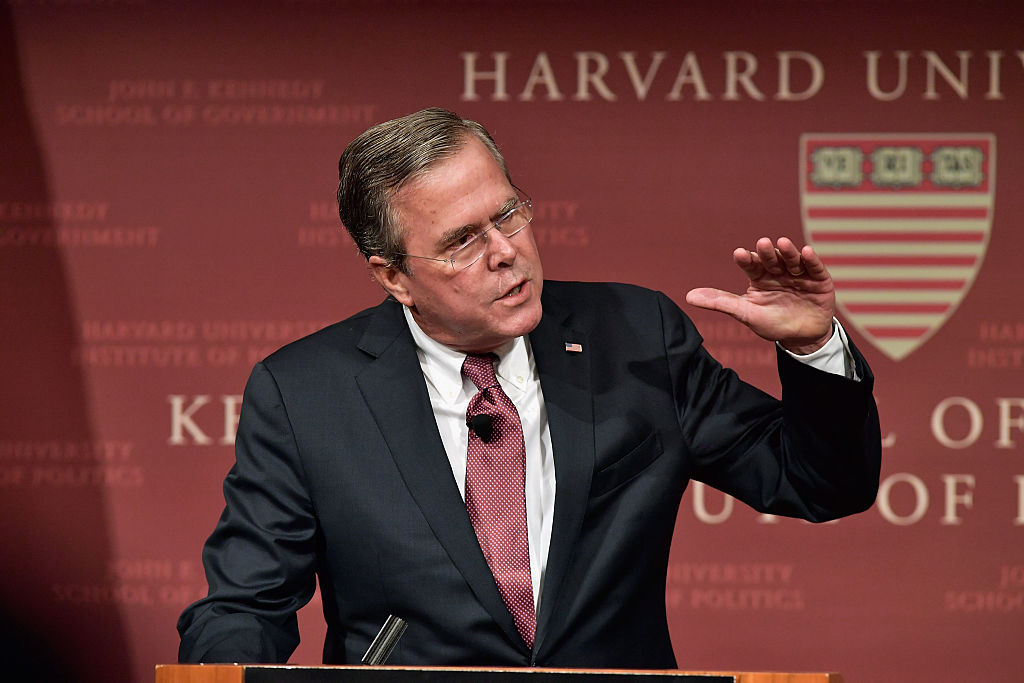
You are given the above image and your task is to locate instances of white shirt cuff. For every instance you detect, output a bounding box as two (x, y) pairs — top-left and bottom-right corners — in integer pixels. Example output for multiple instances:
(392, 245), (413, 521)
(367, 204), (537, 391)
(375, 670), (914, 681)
(778, 319), (859, 380)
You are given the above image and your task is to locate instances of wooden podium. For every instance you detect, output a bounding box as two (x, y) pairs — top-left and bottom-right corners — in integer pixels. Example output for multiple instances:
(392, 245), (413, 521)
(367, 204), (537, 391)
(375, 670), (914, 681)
(156, 665), (845, 683)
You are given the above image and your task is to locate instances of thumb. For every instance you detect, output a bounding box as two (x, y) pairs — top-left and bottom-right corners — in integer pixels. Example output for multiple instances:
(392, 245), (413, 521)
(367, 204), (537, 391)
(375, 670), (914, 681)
(685, 287), (745, 318)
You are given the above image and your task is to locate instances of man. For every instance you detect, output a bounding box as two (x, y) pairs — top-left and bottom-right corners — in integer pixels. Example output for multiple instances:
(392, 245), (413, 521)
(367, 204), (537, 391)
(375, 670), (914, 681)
(178, 108), (880, 668)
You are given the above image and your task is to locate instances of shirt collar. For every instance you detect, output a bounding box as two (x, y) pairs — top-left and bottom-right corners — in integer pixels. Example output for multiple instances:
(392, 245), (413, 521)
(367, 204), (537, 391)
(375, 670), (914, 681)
(402, 305), (533, 404)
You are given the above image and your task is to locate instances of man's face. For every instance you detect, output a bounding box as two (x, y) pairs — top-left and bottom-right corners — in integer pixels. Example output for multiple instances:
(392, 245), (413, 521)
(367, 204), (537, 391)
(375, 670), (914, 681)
(372, 136), (544, 353)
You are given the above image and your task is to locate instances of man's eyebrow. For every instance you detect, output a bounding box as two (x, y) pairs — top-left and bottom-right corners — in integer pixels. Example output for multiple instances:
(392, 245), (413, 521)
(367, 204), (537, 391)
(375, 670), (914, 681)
(493, 194), (519, 218)
(435, 223), (477, 251)
(434, 194), (519, 251)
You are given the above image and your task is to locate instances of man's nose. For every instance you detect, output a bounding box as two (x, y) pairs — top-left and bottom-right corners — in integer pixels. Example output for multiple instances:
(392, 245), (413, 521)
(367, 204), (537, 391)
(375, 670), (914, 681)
(484, 228), (518, 268)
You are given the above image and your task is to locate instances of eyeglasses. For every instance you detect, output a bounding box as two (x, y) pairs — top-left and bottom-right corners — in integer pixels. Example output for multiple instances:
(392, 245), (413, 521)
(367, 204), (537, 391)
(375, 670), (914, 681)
(396, 190), (533, 271)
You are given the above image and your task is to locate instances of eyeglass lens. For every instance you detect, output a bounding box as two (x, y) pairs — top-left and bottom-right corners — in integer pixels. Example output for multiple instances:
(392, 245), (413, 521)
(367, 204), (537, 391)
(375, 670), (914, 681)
(451, 203), (532, 270)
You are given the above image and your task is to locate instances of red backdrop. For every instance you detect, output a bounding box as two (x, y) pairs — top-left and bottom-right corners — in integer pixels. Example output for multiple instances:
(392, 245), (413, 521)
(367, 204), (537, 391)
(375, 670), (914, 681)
(1, 2), (1021, 682)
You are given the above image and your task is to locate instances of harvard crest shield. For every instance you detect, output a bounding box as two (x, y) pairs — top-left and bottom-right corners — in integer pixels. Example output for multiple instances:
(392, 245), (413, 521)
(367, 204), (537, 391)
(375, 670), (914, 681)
(800, 133), (995, 361)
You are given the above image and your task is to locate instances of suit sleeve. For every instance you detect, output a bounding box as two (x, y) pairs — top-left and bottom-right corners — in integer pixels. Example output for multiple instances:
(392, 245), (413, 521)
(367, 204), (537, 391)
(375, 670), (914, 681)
(659, 292), (882, 522)
(177, 361), (319, 663)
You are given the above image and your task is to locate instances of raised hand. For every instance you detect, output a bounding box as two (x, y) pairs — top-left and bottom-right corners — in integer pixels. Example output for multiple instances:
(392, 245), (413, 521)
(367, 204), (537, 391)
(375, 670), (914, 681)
(685, 236), (836, 354)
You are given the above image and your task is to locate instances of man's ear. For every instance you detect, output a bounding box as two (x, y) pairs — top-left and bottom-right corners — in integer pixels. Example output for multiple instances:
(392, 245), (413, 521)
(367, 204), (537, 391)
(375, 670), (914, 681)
(368, 256), (414, 307)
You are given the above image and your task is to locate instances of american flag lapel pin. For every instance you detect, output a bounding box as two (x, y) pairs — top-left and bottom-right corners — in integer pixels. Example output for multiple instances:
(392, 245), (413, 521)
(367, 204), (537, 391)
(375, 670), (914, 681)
(564, 342), (583, 353)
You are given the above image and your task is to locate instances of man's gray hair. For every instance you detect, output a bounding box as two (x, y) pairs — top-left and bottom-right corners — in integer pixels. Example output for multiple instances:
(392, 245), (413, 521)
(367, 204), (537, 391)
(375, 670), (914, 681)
(337, 107), (510, 274)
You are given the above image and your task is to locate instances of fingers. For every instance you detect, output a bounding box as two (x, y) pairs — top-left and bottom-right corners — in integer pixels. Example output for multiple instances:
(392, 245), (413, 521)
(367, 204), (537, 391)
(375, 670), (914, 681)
(800, 244), (830, 280)
(737, 237), (827, 280)
(758, 236), (802, 276)
(775, 237), (805, 275)
(733, 245), (763, 280)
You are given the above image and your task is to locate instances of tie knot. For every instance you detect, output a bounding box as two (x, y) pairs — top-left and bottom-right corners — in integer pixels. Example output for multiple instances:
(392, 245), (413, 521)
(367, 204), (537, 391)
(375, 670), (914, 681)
(462, 353), (499, 391)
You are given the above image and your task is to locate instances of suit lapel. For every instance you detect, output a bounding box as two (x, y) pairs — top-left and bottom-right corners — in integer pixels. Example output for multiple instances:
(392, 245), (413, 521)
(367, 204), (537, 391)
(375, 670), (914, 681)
(354, 300), (527, 653)
(528, 292), (595, 656)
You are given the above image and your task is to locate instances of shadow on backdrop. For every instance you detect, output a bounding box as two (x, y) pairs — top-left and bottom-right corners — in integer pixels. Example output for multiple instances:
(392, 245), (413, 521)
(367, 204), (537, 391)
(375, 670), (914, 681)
(0, 7), (131, 683)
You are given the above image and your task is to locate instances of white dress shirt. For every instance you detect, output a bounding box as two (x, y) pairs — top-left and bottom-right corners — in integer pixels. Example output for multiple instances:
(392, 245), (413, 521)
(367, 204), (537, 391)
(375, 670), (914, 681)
(402, 305), (856, 613)
(403, 306), (556, 612)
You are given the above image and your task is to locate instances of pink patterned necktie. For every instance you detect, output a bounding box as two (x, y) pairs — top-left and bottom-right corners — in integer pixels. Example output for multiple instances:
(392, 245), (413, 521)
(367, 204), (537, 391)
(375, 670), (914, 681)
(462, 353), (536, 648)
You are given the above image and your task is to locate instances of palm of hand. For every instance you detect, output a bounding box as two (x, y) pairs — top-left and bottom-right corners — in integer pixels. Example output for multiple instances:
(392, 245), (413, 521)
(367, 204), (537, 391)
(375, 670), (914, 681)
(740, 269), (835, 348)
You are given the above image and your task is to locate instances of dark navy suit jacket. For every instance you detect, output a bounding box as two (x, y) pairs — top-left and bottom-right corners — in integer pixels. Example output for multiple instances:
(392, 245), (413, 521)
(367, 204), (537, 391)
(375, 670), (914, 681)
(178, 281), (880, 667)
